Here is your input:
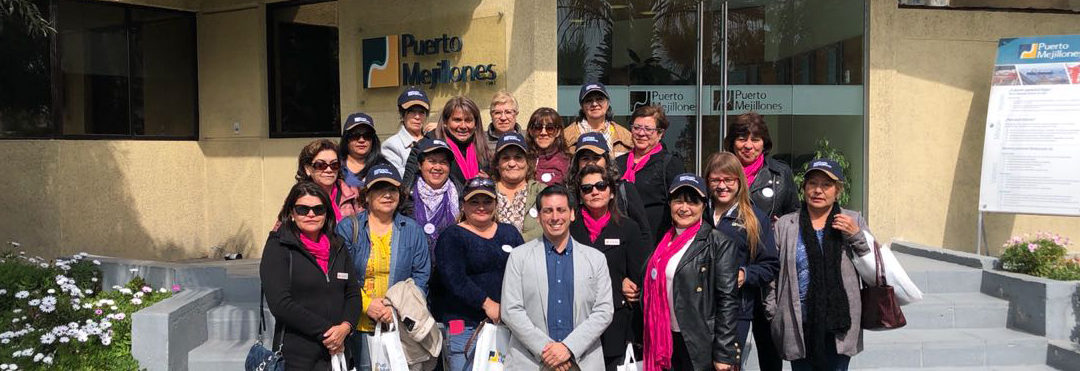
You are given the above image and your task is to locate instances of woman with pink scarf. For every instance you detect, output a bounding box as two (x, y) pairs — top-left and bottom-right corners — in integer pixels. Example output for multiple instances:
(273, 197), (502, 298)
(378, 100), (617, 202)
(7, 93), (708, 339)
(724, 112), (799, 223)
(641, 174), (739, 371)
(568, 164), (650, 370)
(401, 96), (493, 192)
(615, 105), (685, 244)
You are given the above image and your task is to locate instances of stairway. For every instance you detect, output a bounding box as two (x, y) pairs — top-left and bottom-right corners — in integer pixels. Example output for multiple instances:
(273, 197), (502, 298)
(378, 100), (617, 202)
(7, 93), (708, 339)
(743, 252), (1055, 370)
(187, 261), (270, 370)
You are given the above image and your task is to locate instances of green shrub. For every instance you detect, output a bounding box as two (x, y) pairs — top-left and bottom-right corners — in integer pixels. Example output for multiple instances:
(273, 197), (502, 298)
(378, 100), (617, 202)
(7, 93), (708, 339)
(999, 233), (1077, 280)
(792, 138), (852, 207)
(0, 247), (174, 370)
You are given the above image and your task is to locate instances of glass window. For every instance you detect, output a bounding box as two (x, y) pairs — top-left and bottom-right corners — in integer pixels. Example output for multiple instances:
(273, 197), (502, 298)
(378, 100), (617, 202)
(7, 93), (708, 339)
(0, 0), (53, 137)
(56, 0), (197, 138)
(268, 0), (340, 138)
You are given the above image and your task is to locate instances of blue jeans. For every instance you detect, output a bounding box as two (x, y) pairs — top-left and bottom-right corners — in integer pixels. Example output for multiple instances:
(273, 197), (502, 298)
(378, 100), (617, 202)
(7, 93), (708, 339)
(443, 323), (477, 371)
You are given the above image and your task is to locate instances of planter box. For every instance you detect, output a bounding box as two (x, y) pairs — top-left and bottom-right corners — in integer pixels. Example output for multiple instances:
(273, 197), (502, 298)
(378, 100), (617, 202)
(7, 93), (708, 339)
(980, 268), (1080, 342)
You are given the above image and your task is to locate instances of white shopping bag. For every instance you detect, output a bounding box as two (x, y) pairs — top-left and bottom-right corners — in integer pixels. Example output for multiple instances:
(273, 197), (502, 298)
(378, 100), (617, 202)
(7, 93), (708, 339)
(368, 310), (410, 371)
(470, 322), (510, 371)
(616, 343), (642, 371)
(852, 231), (925, 305)
(331, 352), (355, 371)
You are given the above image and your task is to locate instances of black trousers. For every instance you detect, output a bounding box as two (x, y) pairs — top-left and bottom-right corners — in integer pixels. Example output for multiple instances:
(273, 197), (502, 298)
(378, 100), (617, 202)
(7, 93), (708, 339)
(668, 332), (695, 370)
(753, 304), (783, 371)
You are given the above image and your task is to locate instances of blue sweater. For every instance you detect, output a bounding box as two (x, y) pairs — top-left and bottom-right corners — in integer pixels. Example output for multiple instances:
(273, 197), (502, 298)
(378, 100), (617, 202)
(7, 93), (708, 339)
(430, 223), (524, 325)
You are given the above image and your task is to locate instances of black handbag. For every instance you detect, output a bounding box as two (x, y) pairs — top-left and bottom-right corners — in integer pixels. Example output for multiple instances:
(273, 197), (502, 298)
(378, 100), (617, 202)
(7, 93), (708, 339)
(246, 253), (290, 371)
(860, 240), (907, 330)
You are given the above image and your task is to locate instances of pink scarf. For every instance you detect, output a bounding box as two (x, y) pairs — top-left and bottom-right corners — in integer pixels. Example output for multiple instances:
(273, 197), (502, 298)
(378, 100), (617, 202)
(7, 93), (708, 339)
(299, 233), (330, 274)
(447, 137), (480, 179)
(623, 143), (663, 183)
(581, 210), (610, 243)
(329, 186), (342, 221)
(643, 221), (703, 371)
(743, 154), (765, 186)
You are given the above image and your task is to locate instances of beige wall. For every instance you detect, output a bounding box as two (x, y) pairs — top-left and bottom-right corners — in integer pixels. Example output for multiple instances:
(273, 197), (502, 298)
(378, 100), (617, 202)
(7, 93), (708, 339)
(868, 0), (1080, 255)
(0, 0), (556, 260)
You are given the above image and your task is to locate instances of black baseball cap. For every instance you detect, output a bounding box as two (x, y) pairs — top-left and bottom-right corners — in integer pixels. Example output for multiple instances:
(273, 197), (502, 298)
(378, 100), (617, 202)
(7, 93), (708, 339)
(574, 132), (608, 155)
(804, 158), (845, 183)
(416, 138), (452, 156)
(668, 173), (708, 198)
(398, 87), (430, 110)
(462, 177), (496, 201)
(344, 112), (375, 132)
(578, 83), (609, 103)
(495, 132), (527, 154)
(364, 163), (402, 188)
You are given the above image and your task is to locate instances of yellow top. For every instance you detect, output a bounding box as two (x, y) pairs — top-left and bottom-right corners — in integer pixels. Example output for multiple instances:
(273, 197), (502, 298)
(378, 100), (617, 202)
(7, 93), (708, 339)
(359, 228), (392, 332)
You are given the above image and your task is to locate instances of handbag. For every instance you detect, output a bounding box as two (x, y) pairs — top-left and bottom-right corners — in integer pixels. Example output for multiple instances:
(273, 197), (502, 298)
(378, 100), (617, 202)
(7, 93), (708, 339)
(469, 320), (510, 371)
(244, 287), (284, 371)
(852, 231), (924, 305)
(616, 343), (642, 371)
(331, 352), (355, 371)
(368, 309), (410, 371)
(860, 239), (908, 330)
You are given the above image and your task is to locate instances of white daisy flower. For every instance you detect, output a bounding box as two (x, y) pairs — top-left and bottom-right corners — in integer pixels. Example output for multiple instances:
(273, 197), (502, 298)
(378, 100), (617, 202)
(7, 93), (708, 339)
(15, 291), (28, 299)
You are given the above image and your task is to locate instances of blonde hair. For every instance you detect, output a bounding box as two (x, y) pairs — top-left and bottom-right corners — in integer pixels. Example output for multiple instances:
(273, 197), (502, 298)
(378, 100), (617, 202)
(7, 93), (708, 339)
(489, 90), (518, 112)
(705, 152), (762, 258)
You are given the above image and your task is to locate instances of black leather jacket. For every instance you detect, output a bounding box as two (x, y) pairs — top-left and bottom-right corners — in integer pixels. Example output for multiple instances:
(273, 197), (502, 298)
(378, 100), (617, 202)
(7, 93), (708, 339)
(662, 223), (740, 368)
(749, 157), (800, 220)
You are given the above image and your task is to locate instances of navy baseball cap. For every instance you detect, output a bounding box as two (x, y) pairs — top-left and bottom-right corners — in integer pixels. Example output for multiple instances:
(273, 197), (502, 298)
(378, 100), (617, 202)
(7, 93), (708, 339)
(495, 132), (527, 154)
(804, 158), (845, 183)
(398, 87), (430, 110)
(463, 177), (496, 201)
(578, 82), (609, 103)
(364, 163), (402, 188)
(416, 138), (452, 156)
(575, 132), (608, 155)
(343, 112), (375, 132)
(668, 173), (708, 198)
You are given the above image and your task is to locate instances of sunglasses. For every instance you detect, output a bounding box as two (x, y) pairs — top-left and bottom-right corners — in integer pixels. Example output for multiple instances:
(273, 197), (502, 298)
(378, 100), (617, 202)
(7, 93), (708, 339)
(529, 124), (560, 134)
(311, 160), (341, 171)
(293, 204), (328, 216)
(580, 181), (610, 194)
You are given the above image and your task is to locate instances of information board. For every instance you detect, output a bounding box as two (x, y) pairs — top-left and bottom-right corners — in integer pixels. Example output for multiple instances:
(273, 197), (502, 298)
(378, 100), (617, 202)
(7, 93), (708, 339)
(978, 35), (1080, 216)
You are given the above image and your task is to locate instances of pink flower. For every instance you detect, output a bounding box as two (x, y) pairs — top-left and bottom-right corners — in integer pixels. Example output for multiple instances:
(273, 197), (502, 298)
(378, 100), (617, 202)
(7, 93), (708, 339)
(94, 309), (103, 315)
(171, 284), (181, 293)
(1027, 243), (1038, 253)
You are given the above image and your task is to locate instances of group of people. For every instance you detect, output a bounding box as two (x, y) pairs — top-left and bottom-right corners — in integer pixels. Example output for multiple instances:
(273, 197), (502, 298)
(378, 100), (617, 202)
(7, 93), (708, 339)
(260, 83), (875, 371)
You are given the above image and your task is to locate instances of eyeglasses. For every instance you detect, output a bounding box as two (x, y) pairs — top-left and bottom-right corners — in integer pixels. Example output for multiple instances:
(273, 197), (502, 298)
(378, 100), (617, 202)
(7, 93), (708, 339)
(529, 124), (560, 134)
(630, 125), (659, 134)
(491, 110), (517, 117)
(708, 177), (739, 187)
(467, 177), (496, 188)
(293, 204), (328, 216)
(580, 181), (610, 194)
(311, 160), (341, 171)
(582, 96), (606, 105)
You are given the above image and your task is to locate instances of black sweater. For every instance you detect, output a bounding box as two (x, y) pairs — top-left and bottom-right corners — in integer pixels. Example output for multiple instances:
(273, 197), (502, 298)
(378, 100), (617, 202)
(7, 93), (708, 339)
(260, 227), (363, 370)
(615, 147), (685, 240)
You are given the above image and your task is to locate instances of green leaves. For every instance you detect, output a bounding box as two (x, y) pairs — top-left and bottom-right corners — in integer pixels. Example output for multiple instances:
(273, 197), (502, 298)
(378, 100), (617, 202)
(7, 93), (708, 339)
(792, 138), (852, 206)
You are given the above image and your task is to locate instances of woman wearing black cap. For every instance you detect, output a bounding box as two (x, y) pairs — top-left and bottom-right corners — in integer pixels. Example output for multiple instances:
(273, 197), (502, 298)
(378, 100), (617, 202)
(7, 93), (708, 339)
(405, 138), (462, 255)
(336, 163), (431, 369)
(615, 104), (685, 246)
(567, 164), (649, 370)
(340, 112), (391, 187)
(383, 87), (430, 177)
(430, 177), (525, 371)
(401, 96), (492, 191)
(568, 132), (653, 246)
(564, 82), (634, 158)
(492, 132), (545, 242)
(641, 173), (739, 371)
(766, 159), (872, 371)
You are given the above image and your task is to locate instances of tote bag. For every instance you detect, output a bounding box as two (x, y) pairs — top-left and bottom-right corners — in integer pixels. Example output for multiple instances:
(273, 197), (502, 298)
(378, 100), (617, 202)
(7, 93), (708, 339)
(852, 231), (924, 305)
(368, 310), (410, 371)
(615, 343), (642, 371)
(470, 321), (510, 371)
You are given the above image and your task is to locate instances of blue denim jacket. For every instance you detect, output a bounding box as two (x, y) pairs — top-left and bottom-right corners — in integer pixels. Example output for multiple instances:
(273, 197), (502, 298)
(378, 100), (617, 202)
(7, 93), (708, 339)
(335, 211), (431, 295)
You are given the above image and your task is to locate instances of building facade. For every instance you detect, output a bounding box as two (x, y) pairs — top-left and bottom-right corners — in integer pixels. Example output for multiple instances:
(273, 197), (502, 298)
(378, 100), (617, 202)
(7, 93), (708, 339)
(1, 0), (1077, 260)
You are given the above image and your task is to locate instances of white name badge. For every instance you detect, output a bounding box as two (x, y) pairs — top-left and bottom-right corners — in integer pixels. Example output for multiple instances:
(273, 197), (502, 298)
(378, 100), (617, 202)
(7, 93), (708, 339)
(541, 173), (553, 183)
(604, 239), (620, 246)
(529, 208), (538, 218)
(502, 244), (514, 253)
(336, 272), (349, 280)
(762, 187), (775, 198)
(424, 223), (436, 234)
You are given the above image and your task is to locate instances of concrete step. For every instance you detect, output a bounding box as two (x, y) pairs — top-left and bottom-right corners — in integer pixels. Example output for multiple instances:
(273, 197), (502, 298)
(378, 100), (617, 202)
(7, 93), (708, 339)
(206, 302), (274, 341)
(855, 328), (1047, 368)
(187, 339), (253, 371)
(900, 292), (1008, 329)
(223, 275), (261, 303)
(893, 253), (983, 294)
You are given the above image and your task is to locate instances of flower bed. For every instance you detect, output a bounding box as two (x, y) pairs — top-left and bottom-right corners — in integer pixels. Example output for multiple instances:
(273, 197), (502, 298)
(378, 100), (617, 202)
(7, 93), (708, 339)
(0, 247), (175, 370)
(1000, 232), (1080, 281)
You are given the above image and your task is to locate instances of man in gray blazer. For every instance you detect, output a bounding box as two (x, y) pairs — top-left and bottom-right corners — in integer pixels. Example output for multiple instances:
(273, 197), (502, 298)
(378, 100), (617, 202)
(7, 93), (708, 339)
(501, 185), (614, 371)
